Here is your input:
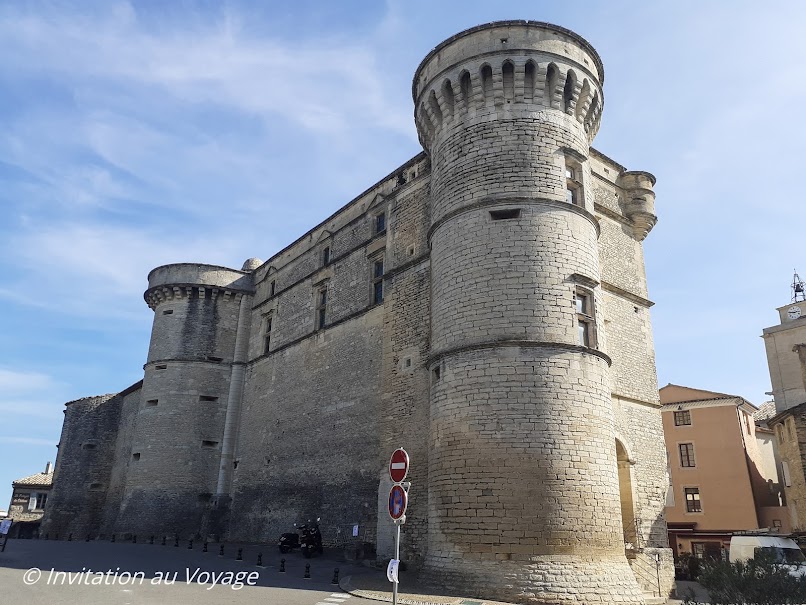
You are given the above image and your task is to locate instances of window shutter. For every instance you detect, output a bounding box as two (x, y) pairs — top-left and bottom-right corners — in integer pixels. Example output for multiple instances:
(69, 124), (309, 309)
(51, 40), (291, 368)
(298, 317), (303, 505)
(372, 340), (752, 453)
(28, 492), (37, 511)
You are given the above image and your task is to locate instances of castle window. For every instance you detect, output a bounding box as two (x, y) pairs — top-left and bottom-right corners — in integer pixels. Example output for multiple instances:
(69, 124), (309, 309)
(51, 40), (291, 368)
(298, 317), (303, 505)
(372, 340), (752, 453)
(202, 440), (219, 448)
(155, 364), (167, 370)
(372, 259), (384, 305)
(575, 288), (596, 347)
(162, 309), (173, 315)
(264, 316), (273, 354)
(82, 441), (98, 450)
(565, 158), (583, 206)
(674, 410), (691, 426)
(132, 453), (141, 461)
(270, 280), (276, 297)
(322, 246), (330, 266)
(684, 487), (702, 513)
(375, 212), (386, 234)
(431, 365), (441, 383)
(29, 492), (47, 511)
(783, 461), (792, 487)
(89, 482), (103, 490)
(776, 424), (784, 444)
(199, 395), (219, 402)
(788, 418), (796, 440)
(145, 399), (158, 407)
(316, 288), (327, 330)
(679, 443), (696, 468)
(490, 208), (521, 220)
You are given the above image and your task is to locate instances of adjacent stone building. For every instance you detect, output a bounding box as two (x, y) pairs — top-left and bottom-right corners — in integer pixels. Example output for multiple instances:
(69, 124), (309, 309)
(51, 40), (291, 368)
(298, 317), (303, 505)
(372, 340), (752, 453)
(42, 20), (673, 603)
(763, 286), (806, 534)
(7, 462), (54, 538)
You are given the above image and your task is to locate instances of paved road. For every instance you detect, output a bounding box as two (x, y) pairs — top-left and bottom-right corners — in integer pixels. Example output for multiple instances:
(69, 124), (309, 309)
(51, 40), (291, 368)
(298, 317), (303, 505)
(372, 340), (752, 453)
(0, 538), (379, 605)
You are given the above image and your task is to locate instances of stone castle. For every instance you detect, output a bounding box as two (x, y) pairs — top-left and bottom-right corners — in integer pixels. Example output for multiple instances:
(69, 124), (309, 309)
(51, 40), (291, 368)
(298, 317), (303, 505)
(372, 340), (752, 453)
(42, 21), (673, 603)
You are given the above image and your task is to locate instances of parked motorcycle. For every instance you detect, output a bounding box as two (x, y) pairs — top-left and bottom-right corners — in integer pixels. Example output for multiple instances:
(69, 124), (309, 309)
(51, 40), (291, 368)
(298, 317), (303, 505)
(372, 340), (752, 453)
(299, 518), (323, 559)
(278, 526), (300, 554)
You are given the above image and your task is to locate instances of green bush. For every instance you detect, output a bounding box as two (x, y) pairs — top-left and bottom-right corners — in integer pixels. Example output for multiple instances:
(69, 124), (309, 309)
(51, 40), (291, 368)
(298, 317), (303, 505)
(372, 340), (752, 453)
(683, 553), (806, 605)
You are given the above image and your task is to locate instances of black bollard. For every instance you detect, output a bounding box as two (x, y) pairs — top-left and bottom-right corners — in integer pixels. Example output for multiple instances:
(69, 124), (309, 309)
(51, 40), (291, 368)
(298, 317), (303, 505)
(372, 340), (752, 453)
(304, 563), (310, 579)
(219, 544), (224, 557)
(256, 552), (263, 567)
(237, 548), (243, 561)
(132, 535), (136, 544)
(67, 534), (72, 541)
(162, 536), (166, 546)
(203, 542), (208, 553)
(188, 540), (193, 550)
(174, 537), (179, 547)
(55, 534), (59, 540)
(150, 535), (154, 545)
(332, 568), (339, 584)
(85, 534), (90, 542)
(45, 533), (49, 540)
(111, 534), (115, 543)
(279, 558), (286, 573)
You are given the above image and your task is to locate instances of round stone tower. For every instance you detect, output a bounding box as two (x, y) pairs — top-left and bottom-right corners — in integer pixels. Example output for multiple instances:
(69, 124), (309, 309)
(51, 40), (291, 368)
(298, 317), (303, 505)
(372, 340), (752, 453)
(415, 22), (645, 603)
(116, 263), (253, 537)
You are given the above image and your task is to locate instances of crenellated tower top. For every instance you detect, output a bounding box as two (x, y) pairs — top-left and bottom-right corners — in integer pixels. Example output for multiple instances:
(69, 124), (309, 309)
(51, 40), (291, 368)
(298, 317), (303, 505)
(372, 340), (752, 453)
(413, 21), (605, 152)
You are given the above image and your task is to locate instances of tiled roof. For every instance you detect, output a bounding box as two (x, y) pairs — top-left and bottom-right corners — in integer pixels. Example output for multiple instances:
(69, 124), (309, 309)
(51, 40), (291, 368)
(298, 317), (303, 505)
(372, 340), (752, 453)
(12, 471), (53, 487)
(754, 400), (777, 423)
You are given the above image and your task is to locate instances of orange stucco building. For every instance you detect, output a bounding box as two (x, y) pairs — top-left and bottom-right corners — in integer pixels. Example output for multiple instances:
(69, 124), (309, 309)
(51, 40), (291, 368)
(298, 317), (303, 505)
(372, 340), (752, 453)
(660, 385), (789, 561)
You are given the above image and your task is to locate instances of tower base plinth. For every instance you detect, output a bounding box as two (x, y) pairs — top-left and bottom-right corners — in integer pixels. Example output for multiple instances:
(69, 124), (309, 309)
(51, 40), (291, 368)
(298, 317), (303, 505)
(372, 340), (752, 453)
(420, 552), (646, 605)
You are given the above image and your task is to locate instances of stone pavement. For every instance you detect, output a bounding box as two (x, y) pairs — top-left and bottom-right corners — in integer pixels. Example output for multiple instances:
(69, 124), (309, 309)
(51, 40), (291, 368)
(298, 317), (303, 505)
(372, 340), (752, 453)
(340, 568), (705, 605)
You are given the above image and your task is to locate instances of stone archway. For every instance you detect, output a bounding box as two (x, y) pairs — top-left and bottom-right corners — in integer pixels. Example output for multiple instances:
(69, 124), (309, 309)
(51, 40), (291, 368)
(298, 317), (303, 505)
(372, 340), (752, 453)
(617, 439), (637, 549)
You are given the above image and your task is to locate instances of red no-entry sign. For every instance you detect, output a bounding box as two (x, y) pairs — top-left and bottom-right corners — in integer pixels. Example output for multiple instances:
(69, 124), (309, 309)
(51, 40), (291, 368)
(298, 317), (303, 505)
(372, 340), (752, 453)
(389, 448), (409, 483)
(388, 484), (407, 521)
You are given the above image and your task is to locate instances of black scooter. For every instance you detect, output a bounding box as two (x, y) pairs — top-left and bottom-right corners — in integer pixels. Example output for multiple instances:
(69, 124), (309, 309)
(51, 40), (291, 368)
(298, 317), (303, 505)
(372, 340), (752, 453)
(299, 518), (323, 558)
(278, 518), (323, 557)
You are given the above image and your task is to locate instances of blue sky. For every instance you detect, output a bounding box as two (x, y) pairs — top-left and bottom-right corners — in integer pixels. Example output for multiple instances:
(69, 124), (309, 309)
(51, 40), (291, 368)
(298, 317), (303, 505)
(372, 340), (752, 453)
(1, 1), (804, 509)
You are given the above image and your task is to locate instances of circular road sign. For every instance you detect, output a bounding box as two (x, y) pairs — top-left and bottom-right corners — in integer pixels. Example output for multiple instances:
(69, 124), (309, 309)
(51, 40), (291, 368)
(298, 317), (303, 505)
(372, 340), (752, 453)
(389, 448), (410, 483)
(388, 485), (407, 521)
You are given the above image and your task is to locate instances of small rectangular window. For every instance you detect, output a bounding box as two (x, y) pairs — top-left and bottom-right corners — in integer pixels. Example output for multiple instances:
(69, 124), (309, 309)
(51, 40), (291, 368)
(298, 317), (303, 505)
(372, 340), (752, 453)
(89, 482), (103, 490)
(82, 442), (98, 450)
(199, 395), (219, 402)
(432, 366), (441, 383)
(565, 159), (583, 207)
(162, 309), (174, 315)
(575, 289), (595, 347)
(685, 487), (702, 513)
(489, 208), (521, 220)
(679, 443), (696, 468)
(375, 213), (386, 234)
(206, 355), (223, 362)
(372, 259), (384, 305)
(270, 280), (276, 296)
(322, 246), (330, 266)
(155, 364), (167, 370)
(201, 440), (219, 448)
(264, 317), (272, 355)
(316, 288), (327, 330)
(146, 399), (158, 407)
(674, 410), (692, 426)
(132, 453), (141, 461)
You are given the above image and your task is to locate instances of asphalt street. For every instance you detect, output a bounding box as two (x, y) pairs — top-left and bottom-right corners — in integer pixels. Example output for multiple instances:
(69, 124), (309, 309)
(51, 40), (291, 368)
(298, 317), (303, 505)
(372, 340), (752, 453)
(0, 538), (380, 605)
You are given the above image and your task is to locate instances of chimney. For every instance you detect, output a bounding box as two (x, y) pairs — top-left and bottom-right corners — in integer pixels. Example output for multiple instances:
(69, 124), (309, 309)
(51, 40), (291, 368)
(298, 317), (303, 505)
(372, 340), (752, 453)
(45, 461), (53, 474)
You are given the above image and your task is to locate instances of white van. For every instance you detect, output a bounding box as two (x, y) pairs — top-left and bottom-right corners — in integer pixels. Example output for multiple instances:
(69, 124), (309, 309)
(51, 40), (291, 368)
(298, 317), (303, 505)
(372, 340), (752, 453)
(729, 535), (806, 576)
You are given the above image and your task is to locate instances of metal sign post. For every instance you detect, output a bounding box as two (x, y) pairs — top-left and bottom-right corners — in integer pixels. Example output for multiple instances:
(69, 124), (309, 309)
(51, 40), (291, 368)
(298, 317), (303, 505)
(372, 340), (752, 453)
(387, 448), (410, 605)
